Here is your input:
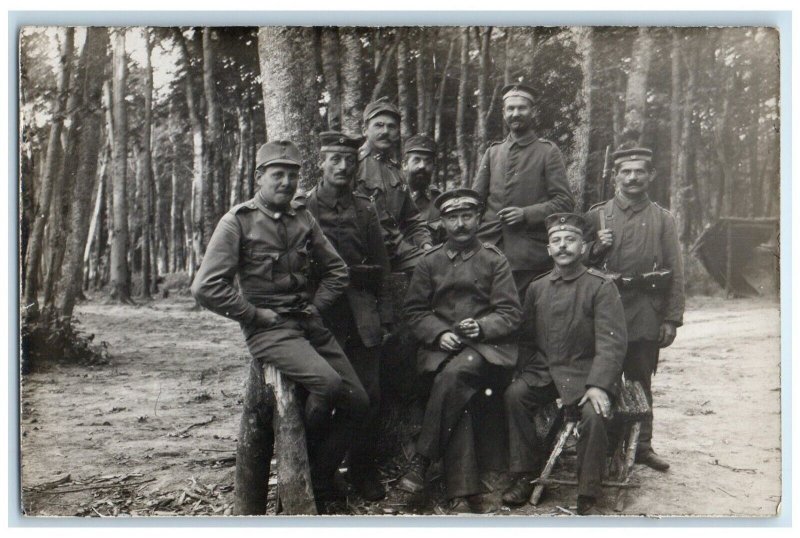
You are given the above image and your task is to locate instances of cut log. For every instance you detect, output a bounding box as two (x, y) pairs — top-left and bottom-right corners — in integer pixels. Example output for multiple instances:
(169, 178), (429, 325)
(263, 364), (317, 515)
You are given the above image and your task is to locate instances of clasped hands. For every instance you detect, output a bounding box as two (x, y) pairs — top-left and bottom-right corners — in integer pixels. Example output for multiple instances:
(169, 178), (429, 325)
(438, 318), (481, 352)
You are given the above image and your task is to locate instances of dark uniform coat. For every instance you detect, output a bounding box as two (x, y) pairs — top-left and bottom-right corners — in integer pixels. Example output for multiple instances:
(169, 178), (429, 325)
(472, 132), (574, 273)
(356, 142), (433, 254)
(411, 185), (444, 244)
(191, 194), (349, 332)
(296, 186), (393, 348)
(584, 195), (685, 342)
(404, 240), (522, 373)
(514, 266), (627, 405)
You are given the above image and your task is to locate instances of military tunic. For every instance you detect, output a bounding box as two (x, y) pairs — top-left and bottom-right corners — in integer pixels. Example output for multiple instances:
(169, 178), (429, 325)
(504, 265), (627, 498)
(583, 194), (686, 454)
(411, 186), (445, 245)
(298, 185), (393, 474)
(191, 194), (369, 501)
(357, 142), (433, 268)
(472, 132), (574, 291)
(404, 240), (522, 498)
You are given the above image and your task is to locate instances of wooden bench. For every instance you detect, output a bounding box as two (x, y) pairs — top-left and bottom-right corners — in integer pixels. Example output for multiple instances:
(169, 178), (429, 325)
(530, 379), (651, 511)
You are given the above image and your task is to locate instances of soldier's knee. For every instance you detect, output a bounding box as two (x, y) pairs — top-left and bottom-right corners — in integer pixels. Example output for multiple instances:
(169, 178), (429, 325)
(580, 405), (607, 431)
(318, 371), (344, 402)
(503, 379), (529, 410)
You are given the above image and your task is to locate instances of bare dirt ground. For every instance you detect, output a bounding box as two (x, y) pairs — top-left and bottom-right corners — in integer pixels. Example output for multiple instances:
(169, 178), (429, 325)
(19, 294), (782, 518)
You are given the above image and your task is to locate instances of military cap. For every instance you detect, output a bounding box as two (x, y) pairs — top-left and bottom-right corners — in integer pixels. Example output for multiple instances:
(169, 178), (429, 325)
(404, 133), (435, 155)
(363, 96), (401, 123)
(256, 140), (302, 168)
(434, 188), (482, 215)
(501, 83), (535, 104)
(319, 131), (361, 153)
(545, 213), (587, 236)
(612, 146), (653, 166)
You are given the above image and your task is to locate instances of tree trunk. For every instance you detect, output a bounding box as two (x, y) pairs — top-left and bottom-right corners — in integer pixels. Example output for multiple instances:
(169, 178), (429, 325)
(56, 27), (110, 319)
(109, 28), (133, 303)
(622, 27), (653, 143)
(175, 29), (206, 274)
(258, 27), (324, 189)
(669, 29), (682, 209)
(415, 29), (433, 136)
(203, 28), (222, 243)
(138, 29), (155, 299)
(474, 27), (492, 169)
(396, 28), (412, 140)
(340, 29), (364, 134)
(674, 41), (697, 248)
(231, 106), (245, 207)
(567, 26), (592, 212)
(23, 27), (74, 317)
(434, 36), (456, 146)
(320, 27), (342, 130)
(84, 146), (107, 290)
(456, 27), (470, 187)
(371, 40), (398, 102)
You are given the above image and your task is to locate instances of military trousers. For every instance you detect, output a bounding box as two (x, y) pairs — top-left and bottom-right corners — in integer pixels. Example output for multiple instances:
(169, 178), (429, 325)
(244, 315), (370, 491)
(504, 380), (609, 499)
(622, 340), (660, 454)
(415, 349), (492, 498)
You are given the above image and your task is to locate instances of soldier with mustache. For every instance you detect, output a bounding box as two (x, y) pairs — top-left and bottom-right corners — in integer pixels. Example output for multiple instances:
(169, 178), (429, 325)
(357, 98), (434, 272)
(472, 83), (575, 297)
(584, 143), (686, 473)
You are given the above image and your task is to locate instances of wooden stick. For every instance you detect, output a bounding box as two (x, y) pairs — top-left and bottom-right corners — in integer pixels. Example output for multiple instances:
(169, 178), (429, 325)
(530, 421), (575, 505)
(534, 478), (640, 489)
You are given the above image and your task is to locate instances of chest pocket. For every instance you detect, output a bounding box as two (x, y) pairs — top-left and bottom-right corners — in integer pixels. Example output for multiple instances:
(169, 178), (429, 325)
(247, 247), (279, 280)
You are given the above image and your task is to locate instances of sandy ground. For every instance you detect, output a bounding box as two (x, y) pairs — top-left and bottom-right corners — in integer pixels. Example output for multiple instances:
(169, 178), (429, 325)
(19, 294), (782, 518)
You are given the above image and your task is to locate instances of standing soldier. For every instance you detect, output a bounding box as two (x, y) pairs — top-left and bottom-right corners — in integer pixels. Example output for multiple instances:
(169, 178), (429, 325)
(473, 83), (575, 296)
(191, 140), (369, 514)
(397, 189), (522, 513)
(403, 133), (444, 245)
(294, 131), (393, 501)
(357, 97), (434, 271)
(502, 213), (627, 514)
(584, 143), (686, 472)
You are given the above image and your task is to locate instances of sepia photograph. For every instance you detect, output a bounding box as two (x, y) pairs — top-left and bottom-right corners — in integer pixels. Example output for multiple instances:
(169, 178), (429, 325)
(16, 21), (782, 519)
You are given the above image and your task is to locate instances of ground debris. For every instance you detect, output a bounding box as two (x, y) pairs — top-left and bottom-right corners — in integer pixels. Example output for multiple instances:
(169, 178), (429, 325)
(170, 416), (216, 437)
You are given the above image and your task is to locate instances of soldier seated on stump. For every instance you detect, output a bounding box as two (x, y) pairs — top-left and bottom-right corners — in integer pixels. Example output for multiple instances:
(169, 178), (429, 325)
(397, 188), (522, 514)
(191, 140), (369, 514)
(293, 131), (393, 501)
(502, 213), (627, 515)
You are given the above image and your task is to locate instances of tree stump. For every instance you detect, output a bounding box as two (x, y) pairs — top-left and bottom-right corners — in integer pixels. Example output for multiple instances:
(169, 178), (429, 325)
(263, 365), (317, 515)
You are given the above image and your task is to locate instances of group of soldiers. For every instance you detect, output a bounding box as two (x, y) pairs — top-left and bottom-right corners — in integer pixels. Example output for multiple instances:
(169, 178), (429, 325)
(191, 82), (685, 515)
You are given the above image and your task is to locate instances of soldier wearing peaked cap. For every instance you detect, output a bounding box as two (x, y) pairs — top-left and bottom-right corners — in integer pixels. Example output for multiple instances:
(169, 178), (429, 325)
(398, 188), (522, 513)
(191, 139), (369, 514)
(292, 130), (393, 501)
(403, 133), (444, 245)
(357, 98), (434, 272)
(472, 83), (575, 297)
(502, 212), (627, 514)
(583, 142), (685, 473)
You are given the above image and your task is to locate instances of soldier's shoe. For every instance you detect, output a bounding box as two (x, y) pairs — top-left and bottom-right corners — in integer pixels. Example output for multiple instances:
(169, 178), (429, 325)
(396, 454), (430, 494)
(635, 449), (670, 472)
(501, 473), (538, 506)
(448, 495), (488, 514)
(346, 467), (386, 502)
(576, 495), (598, 516)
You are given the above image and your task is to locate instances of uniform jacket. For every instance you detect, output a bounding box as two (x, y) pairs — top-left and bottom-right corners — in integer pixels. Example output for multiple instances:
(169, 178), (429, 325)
(411, 185), (444, 244)
(404, 240), (522, 373)
(515, 266), (627, 405)
(190, 194), (349, 335)
(357, 142), (433, 253)
(472, 132), (574, 272)
(584, 195), (685, 342)
(297, 186), (393, 348)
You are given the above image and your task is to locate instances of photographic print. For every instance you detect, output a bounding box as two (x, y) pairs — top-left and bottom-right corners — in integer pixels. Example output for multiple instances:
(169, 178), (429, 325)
(18, 24), (781, 518)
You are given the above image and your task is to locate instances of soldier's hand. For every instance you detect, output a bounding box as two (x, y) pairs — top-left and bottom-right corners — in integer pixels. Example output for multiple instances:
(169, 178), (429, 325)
(438, 331), (463, 352)
(595, 229), (614, 252)
(422, 243), (433, 251)
(253, 308), (281, 328)
(303, 304), (320, 318)
(456, 318), (481, 339)
(497, 207), (525, 226)
(658, 322), (677, 348)
(579, 387), (611, 418)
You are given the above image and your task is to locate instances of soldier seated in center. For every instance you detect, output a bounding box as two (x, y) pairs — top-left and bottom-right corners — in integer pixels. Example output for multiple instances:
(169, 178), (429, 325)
(398, 188), (522, 513)
(502, 213), (627, 515)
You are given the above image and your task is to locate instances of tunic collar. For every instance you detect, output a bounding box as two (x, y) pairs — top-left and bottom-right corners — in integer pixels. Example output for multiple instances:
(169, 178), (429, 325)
(445, 238), (480, 261)
(315, 184), (353, 210)
(255, 193), (296, 220)
(549, 264), (587, 282)
(507, 129), (538, 148)
(358, 142), (400, 167)
(614, 193), (651, 213)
